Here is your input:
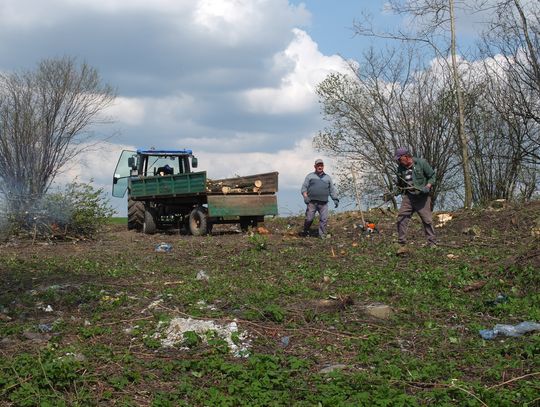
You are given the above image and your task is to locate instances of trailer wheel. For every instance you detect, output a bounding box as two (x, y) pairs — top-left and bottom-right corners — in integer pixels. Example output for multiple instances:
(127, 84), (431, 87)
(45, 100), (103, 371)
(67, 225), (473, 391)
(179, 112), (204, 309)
(240, 217), (258, 232)
(189, 206), (209, 236)
(143, 207), (157, 235)
(127, 198), (144, 231)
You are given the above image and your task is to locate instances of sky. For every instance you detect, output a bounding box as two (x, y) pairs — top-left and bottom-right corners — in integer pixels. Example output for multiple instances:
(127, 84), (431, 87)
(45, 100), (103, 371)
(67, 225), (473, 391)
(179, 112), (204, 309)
(0, 0), (488, 216)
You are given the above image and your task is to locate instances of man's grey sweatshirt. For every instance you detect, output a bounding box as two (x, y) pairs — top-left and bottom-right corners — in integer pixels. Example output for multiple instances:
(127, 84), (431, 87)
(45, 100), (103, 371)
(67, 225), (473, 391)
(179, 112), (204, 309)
(301, 172), (338, 203)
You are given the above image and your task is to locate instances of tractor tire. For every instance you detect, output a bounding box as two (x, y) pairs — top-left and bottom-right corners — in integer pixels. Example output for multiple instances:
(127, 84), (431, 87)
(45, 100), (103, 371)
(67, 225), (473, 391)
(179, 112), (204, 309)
(127, 198), (144, 231)
(143, 207), (157, 235)
(189, 206), (209, 236)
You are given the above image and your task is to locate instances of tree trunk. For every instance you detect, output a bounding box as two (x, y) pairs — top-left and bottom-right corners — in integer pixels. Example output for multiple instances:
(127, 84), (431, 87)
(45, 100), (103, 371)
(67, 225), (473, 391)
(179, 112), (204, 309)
(449, 0), (473, 209)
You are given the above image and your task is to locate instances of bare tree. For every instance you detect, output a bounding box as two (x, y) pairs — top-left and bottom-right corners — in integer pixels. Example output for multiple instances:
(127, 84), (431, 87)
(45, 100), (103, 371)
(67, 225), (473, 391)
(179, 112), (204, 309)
(479, 0), (540, 162)
(0, 57), (115, 222)
(465, 78), (537, 204)
(353, 0), (476, 208)
(315, 47), (461, 209)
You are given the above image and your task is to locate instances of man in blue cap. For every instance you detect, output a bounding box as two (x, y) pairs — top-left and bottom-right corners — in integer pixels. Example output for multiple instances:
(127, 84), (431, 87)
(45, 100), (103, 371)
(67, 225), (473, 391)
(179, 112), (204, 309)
(394, 147), (437, 247)
(301, 158), (339, 238)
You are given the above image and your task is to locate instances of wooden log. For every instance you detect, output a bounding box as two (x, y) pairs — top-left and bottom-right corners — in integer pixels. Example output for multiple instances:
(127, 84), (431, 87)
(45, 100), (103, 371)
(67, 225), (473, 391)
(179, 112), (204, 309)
(208, 172), (278, 193)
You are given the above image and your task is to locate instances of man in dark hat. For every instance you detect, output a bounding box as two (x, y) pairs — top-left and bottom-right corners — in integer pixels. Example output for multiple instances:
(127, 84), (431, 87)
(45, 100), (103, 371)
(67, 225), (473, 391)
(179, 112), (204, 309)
(394, 147), (437, 247)
(300, 158), (339, 238)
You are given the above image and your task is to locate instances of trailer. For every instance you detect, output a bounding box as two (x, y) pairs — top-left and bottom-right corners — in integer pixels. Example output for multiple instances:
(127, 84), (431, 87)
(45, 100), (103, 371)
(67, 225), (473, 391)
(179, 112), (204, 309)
(112, 149), (278, 235)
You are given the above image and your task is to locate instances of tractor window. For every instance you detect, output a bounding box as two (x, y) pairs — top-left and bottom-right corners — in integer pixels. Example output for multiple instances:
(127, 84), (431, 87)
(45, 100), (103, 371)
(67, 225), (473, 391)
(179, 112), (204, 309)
(112, 150), (136, 198)
(148, 156), (184, 176)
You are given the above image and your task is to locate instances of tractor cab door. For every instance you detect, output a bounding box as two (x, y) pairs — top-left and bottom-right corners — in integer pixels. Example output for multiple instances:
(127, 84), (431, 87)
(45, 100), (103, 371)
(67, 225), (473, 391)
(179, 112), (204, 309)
(112, 150), (137, 198)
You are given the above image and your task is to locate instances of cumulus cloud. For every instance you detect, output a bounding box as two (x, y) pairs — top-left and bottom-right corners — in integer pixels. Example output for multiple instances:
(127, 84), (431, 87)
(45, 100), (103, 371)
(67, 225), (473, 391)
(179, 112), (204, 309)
(0, 0), (351, 214)
(242, 28), (350, 114)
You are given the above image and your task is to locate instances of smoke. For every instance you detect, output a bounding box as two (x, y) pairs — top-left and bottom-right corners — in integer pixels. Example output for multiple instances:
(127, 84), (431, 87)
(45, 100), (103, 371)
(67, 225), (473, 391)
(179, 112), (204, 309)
(0, 193), (8, 240)
(0, 183), (77, 239)
(0, 174), (113, 240)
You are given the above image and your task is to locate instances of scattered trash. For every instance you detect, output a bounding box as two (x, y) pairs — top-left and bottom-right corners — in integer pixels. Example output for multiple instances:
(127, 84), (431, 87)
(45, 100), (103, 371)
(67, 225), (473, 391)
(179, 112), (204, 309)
(483, 293), (509, 306)
(196, 270), (209, 281)
(447, 253), (459, 260)
(361, 303), (394, 320)
(462, 280), (487, 292)
(479, 321), (540, 340)
(155, 243), (172, 252)
(280, 336), (290, 347)
(319, 364), (347, 374)
(38, 323), (53, 333)
(39, 304), (54, 312)
(155, 317), (250, 357)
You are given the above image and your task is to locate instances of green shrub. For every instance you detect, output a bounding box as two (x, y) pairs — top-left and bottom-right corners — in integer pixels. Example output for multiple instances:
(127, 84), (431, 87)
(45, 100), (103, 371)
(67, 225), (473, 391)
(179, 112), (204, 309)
(42, 180), (114, 237)
(3, 180), (115, 240)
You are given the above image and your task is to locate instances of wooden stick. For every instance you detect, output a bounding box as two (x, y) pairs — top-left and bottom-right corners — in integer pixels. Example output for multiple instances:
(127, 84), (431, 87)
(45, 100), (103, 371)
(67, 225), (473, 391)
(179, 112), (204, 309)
(488, 372), (540, 389)
(350, 166), (365, 226)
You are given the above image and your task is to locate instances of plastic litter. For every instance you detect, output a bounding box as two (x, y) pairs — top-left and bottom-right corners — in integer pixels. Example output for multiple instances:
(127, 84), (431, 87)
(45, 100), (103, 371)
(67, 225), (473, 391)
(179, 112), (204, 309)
(38, 323), (53, 333)
(484, 293), (509, 307)
(280, 336), (290, 347)
(155, 243), (172, 252)
(479, 321), (540, 340)
(196, 270), (209, 281)
(156, 317), (250, 357)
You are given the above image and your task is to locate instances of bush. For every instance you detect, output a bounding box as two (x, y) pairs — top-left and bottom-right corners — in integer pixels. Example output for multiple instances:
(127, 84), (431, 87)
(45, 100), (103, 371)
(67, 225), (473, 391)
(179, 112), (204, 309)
(2, 180), (114, 240)
(41, 180), (115, 238)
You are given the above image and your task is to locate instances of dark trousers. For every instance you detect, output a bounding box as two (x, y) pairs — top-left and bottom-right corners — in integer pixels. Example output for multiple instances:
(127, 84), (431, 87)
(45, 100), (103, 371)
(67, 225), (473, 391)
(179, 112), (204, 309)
(397, 193), (436, 245)
(303, 201), (329, 237)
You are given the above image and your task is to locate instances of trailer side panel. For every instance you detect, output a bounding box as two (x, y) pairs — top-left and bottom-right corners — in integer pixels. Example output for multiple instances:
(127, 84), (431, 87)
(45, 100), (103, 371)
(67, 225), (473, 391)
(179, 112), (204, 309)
(207, 195), (278, 217)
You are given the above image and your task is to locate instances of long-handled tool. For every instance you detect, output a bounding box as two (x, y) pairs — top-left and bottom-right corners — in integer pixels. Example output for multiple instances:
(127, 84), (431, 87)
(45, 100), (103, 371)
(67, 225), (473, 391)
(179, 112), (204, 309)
(350, 166), (366, 227)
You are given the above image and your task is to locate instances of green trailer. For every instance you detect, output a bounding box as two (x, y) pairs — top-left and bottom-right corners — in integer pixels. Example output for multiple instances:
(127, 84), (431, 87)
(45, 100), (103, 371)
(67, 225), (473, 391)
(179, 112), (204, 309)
(112, 149), (278, 235)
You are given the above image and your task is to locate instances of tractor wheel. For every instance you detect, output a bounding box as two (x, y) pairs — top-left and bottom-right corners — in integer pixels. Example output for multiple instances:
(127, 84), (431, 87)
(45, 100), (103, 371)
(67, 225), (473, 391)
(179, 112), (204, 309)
(127, 198), (144, 231)
(143, 207), (157, 235)
(189, 206), (209, 236)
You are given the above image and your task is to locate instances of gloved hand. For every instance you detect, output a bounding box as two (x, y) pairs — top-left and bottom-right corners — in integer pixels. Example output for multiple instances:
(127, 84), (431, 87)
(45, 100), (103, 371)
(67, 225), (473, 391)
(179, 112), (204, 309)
(334, 200), (339, 208)
(421, 186), (431, 194)
(303, 196), (311, 205)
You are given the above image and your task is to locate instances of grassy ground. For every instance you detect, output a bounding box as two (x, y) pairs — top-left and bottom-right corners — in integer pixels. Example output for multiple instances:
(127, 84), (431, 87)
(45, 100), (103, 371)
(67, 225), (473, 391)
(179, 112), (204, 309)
(108, 217), (127, 225)
(0, 201), (539, 406)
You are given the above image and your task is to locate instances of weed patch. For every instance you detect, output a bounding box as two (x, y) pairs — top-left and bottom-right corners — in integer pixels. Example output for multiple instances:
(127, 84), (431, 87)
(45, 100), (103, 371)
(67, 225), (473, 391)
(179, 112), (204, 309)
(0, 203), (538, 405)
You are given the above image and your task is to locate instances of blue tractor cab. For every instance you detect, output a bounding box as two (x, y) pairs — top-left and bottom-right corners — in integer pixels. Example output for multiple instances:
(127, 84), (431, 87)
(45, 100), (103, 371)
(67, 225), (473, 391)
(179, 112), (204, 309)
(112, 148), (198, 198)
